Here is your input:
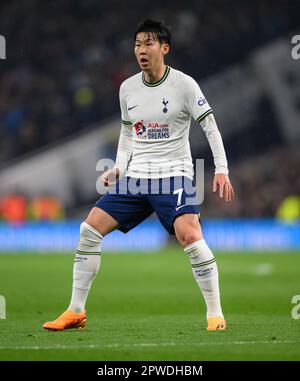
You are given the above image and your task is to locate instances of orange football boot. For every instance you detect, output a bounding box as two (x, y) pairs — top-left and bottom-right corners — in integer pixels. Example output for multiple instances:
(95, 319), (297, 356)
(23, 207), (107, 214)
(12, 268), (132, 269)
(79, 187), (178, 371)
(207, 317), (227, 331)
(43, 310), (87, 331)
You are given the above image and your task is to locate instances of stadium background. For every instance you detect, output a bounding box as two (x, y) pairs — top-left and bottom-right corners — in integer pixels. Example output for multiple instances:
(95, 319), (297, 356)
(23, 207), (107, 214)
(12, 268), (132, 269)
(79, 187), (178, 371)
(0, 0), (300, 361)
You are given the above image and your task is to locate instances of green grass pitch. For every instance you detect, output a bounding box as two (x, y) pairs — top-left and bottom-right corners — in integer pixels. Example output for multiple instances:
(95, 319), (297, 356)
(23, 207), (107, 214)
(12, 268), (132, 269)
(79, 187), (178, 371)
(0, 248), (300, 361)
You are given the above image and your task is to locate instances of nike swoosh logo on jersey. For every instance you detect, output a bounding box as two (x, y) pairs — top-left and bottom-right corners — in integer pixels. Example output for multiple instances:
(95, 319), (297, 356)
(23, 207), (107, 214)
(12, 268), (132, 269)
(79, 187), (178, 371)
(175, 204), (188, 211)
(128, 105), (138, 111)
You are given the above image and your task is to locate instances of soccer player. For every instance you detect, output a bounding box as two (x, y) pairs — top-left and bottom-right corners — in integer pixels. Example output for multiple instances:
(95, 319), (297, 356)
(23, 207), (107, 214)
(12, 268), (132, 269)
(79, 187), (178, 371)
(43, 19), (234, 332)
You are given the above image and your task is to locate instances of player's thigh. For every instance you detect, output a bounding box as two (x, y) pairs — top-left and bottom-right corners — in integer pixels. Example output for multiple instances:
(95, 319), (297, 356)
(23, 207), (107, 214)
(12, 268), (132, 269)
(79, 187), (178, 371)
(174, 213), (203, 248)
(85, 207), (120, 237)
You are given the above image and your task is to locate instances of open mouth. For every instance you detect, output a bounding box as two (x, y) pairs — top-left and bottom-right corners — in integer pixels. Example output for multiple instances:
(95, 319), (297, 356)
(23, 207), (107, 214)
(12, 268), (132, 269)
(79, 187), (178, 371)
(140, 57), (148, 64)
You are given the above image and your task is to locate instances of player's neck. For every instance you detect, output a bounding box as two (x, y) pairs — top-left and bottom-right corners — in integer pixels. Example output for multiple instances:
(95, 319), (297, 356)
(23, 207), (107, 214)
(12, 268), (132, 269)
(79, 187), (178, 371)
(143, 64), (167, 83)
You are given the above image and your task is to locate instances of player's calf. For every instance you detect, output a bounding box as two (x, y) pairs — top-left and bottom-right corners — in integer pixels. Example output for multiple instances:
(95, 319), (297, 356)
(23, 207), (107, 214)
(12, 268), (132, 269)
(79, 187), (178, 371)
(184, 239), (226, 329)
(68, 221), (102, 313)
(43, 221), (102, 330)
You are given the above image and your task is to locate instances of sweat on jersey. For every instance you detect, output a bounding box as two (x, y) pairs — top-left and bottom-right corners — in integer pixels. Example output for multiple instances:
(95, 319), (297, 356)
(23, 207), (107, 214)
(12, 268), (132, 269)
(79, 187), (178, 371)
(115, 65), (228, 179)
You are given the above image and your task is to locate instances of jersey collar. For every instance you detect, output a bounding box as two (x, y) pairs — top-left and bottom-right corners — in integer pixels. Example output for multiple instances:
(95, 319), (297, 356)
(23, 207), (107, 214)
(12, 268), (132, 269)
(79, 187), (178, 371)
(142, 65), (170, 87)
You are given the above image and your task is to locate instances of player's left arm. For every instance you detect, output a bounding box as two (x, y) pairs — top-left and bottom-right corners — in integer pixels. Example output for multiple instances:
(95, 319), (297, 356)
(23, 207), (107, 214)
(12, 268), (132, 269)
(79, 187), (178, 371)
(200, 113), (234, 202)
(185, 76), (234, 202)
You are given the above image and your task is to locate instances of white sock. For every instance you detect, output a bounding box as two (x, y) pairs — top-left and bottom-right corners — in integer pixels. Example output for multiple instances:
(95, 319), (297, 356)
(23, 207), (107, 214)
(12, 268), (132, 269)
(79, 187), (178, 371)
(184, 239), (224, 319)
(68, 222), (102, 313)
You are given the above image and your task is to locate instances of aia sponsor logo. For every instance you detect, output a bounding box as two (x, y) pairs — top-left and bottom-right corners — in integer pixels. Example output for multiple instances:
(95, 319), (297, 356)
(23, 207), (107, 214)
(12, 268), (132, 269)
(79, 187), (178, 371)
(134, 120), (147, 138)
(134, 120), (170, 139)
(148, 122), (168, 129)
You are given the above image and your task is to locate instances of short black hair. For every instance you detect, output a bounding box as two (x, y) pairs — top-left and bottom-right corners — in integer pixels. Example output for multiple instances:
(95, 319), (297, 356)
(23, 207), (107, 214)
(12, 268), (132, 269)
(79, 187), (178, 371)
(134, 19), (171, 46)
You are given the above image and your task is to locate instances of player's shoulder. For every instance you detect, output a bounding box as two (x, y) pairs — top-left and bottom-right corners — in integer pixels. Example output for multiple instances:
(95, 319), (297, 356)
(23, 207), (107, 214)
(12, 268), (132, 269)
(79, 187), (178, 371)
(120, 72), (143, 94)
(169, 67), (199, 90)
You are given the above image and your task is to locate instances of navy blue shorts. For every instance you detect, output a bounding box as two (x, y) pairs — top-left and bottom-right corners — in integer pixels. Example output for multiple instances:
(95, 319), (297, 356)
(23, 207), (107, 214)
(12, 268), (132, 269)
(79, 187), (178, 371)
(95, 176), (200, 235)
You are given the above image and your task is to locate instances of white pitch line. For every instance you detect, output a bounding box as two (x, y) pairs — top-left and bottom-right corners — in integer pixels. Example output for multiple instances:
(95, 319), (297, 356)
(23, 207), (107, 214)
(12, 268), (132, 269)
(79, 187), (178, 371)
(0, 340), (298, 351)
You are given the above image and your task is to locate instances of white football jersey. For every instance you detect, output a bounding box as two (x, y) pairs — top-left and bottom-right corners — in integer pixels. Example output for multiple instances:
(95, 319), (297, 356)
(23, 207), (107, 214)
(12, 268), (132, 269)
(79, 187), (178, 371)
(119, 66), (213, 179)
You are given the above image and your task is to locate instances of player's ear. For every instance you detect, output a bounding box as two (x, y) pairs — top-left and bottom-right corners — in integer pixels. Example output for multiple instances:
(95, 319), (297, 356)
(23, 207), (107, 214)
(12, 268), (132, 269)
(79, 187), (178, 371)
(162, 43), (169, 56)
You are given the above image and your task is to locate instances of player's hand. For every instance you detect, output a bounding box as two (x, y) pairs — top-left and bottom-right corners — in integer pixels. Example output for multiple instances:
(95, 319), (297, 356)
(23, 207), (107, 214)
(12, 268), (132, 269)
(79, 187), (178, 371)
(213, 173), (234, 202)
(101, 167), (120, 187)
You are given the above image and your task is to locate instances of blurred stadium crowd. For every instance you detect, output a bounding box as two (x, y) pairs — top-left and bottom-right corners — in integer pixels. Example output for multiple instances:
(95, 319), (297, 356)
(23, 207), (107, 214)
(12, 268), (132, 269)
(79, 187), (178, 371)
(0, 194), (64, 223)
(0, 0), (299, 221)
(203, 146), (300, 220)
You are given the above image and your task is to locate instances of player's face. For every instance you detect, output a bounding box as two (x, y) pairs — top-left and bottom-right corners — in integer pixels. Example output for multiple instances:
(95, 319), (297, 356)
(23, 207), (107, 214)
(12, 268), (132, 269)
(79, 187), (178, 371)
(134, 32), (169, 71)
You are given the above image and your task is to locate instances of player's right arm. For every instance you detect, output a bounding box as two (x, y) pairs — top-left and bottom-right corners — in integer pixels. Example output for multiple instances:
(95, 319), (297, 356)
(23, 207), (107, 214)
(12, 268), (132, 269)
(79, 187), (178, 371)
(101, 82), (133, 186)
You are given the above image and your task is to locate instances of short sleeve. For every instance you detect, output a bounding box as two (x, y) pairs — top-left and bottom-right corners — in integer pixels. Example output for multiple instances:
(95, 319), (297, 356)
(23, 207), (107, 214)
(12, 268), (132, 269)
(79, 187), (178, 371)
(185, 76), (213, 124)
(119, 82), (132, 126)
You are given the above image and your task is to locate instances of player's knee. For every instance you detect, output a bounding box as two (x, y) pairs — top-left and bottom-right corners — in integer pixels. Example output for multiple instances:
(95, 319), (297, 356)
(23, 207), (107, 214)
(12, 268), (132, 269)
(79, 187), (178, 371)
(179, 230), (201, 248)
(78, 221), (103, 252)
